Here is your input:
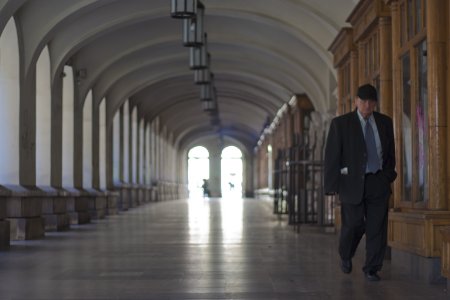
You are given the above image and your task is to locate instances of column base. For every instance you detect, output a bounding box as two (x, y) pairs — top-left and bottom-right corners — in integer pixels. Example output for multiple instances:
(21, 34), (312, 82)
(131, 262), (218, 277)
(120, 188), (130, 211)
(89, 196), (106, 220)
(67, 196), (90, 224)
(138, 188), (144, 205)
(43, 213), (70, 231)
(391, 249), (445, 284)
(9, 217), (45, 240)
(0, 220), (10, 250)
(69, 211), (90, 225)
(106, 193), (118, 215)
(130, 188), (138, 207)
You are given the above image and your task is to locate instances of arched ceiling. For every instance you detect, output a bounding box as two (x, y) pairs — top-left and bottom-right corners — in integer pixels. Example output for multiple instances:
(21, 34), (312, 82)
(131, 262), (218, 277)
(1, 0), (357, 151)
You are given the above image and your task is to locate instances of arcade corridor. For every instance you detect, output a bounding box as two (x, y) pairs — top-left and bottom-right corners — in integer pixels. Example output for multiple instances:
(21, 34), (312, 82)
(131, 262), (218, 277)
(0, 198), (447, 300)
(4, 0), (450, 296)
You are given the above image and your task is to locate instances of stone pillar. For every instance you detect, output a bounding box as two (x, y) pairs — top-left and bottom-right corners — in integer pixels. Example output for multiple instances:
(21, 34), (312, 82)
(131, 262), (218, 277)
(92, 99), (100, 190)
(209, 143), (222, 197)
(105, 102), (119, 215)
(106, 104), (114, 190)
(16, 71), (45, 239)
(128, 106), (133, 192)
(89, 98), (108, 218)
(46, 76), (71, 231)
(119, 105), (124, 183)
(244, 153), (254, 197)
(19, 72), (36, 187)
(51, 76), (63, 187)
(73, 99), (84, 189)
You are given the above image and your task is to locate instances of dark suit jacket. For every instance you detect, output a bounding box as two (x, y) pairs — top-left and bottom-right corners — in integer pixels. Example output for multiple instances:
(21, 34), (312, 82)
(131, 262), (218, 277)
(324, 110), (397, 204)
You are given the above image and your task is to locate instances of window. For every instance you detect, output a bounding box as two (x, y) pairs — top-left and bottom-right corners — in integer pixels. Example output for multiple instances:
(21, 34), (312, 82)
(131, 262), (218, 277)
(416, 40), (427, 203)
(401, 53), (412, 202)
(398, 0), (427, 205)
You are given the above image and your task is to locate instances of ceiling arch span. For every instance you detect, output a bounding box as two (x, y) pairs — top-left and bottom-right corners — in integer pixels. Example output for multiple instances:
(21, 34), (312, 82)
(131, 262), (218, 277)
(43, 2), (338, 111)
(96, 53), (304, 122)
(0, 0), (26, 35)
(50, 3), (172, 85)
(15, 0), (112, 78)
(97, 51), (321, 118)
(182, 135), (251, 159)
(176, 125), (257, 151)
(160, 100), (267, 139)
(202, 5), (336, 72)
(0, 0), (359, 150)
(136, 74), (287, 122)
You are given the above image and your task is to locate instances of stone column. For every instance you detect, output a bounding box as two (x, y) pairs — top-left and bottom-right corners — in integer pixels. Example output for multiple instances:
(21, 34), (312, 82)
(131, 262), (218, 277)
(116, 104), (129, 210)
(92, 99), (100, 189)
(209, 143), (222, 197)
(20, 71), (37, 187)
(244, 153), (254, 197)
(105, 104), (119, 215)
(87, 98), (107, 219)
(73, 99), (83, 189)
(43, 75), (70, 231)
(12, 70), (45, 239)
(128, 105), (135, 207)
(119, 105), (124, 183)
(51, 76), (63, 187)
(69, 92), (90, 224)
(106, 103), (114, 190)
(136, 119), (141, 186)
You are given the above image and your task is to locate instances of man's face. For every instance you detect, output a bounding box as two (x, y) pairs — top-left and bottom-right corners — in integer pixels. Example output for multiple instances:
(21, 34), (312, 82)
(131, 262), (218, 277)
(355, 97), (377, 119)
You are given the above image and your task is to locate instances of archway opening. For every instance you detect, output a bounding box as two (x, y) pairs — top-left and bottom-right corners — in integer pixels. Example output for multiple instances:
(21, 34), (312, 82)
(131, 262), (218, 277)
(221, 146), (243, 197)
(188, 146), (210, 198)
(0, 17), (20, 185)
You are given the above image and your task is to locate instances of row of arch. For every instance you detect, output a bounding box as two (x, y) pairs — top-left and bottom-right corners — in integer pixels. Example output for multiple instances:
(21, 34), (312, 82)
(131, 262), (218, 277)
(0, 17), (177, 190)
(0, 17), (249, 197)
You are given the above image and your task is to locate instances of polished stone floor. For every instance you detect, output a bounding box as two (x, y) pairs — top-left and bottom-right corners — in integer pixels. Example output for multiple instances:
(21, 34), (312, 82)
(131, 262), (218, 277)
(0, 196), (449, 300)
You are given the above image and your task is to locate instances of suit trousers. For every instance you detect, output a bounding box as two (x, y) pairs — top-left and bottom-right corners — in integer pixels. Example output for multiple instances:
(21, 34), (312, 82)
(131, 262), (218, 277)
(339, 172), (390, 273)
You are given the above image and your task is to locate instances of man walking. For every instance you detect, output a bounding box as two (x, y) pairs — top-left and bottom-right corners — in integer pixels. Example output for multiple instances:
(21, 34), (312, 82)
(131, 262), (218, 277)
(324, 84), (397, 281)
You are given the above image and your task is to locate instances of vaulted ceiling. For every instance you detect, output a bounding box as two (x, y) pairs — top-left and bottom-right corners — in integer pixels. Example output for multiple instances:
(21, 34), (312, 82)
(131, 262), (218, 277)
(1, 0), (357, 151)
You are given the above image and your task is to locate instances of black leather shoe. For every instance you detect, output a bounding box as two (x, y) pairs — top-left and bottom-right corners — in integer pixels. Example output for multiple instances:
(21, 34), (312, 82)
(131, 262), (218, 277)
(340, 259), (352, 274)
(365, 271), (381, 281)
